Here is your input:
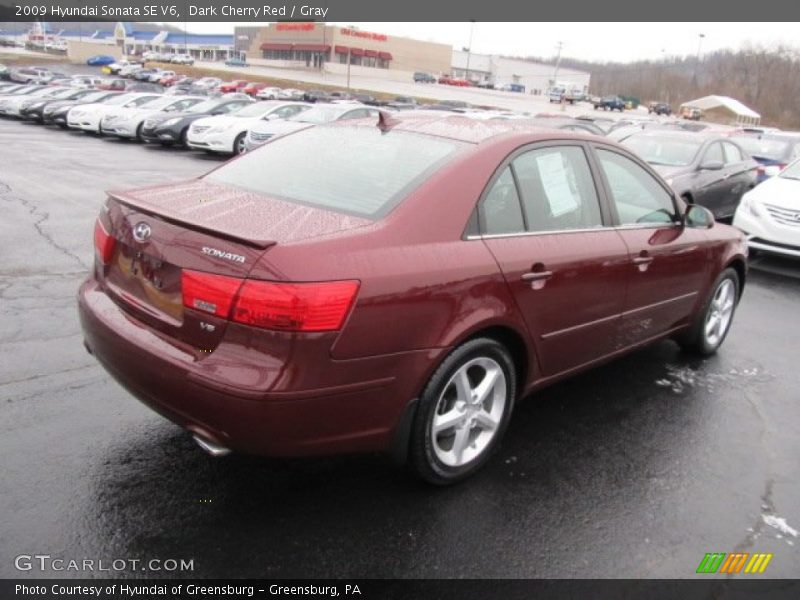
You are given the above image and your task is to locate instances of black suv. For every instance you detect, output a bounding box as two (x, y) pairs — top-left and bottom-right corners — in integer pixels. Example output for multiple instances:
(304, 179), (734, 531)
(648, 102), (672, 116)
(593, 95), (626, 112)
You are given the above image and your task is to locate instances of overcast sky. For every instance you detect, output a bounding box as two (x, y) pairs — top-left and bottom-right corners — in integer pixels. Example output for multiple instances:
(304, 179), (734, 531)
(182, 22), (800, 62)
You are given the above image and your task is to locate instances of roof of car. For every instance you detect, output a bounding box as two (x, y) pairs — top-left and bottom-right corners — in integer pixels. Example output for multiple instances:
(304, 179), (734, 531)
(626, 129), (722, 142)
(347, 114), (589, 145)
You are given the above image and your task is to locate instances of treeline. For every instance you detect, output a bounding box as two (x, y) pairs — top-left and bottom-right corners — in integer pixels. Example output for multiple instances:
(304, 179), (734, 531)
(518, 45), (800, 128)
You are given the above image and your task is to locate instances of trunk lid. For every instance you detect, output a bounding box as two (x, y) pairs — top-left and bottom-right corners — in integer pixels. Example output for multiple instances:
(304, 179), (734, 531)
(101, 178), (370, 352)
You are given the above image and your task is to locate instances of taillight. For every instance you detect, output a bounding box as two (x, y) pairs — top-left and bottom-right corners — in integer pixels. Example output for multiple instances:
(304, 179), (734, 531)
(94, 218), (116, 264)
(233, 280), (360, 332)
(181, 271), (359, 332)
(182, 271), (242, 318)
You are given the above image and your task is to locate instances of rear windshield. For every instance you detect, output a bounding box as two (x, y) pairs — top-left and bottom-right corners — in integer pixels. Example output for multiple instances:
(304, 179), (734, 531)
(622, 135), (702, 166)
(731, 136), (790, 161)
(206, 125), (466, 218)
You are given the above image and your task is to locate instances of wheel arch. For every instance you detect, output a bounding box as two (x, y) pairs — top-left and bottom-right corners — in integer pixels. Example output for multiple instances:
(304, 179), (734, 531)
(390, 321), (534, 466)
(726, 256), (747, 296)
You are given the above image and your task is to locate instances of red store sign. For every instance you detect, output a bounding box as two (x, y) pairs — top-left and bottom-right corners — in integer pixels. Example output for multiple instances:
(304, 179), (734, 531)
(276, 23), (316, 31)
(341, 28), (388, 42)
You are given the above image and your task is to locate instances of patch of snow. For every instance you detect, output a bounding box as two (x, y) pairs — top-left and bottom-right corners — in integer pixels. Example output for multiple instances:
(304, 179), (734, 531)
(763, 515), (798, 538)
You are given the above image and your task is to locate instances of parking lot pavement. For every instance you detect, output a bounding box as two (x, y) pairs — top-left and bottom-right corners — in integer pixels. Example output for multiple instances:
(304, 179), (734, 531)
(1, 117), (799, 579)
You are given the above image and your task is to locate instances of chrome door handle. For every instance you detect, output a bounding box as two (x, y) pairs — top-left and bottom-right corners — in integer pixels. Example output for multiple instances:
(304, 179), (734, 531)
(632, 256), (654, 265)
(521, 271), (553, 281)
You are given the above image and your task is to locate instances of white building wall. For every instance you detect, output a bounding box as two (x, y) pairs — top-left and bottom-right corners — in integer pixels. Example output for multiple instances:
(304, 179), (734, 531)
(452, 50), (590, 95)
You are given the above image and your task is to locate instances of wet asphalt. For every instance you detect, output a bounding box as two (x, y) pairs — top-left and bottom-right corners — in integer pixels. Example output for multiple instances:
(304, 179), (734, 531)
(0, 117), (798, 580)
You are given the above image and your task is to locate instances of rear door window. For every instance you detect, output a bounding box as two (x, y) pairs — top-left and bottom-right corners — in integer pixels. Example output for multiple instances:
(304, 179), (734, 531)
(512, 146), (603, 232)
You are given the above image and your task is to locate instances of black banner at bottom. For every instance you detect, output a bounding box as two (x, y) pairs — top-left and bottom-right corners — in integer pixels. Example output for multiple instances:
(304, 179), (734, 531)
(3, 579), (800, 600)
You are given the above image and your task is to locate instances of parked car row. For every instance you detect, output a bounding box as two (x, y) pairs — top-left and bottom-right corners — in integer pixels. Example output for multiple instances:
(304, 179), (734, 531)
(0, 78), (387, 158)
(3, 68), (798, 262)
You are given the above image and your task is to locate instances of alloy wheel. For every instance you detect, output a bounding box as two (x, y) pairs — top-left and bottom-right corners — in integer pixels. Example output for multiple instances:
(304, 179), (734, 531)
(705, 279), (735, 347)
(431, 357), (507, 467)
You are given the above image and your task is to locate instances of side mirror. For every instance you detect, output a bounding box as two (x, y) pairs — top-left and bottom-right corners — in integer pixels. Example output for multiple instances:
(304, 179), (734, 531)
(699, 160), (724, 171)
(685, 204), (715, 229)
(764, 165), (781, 178)
(264, 113), (280, 121)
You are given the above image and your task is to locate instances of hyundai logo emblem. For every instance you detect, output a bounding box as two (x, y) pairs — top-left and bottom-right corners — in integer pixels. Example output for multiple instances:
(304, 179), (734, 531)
(132, 222), (152, 243)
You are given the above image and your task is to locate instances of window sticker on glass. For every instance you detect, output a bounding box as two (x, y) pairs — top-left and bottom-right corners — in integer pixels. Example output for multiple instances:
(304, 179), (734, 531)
(535, 152), (581, 217)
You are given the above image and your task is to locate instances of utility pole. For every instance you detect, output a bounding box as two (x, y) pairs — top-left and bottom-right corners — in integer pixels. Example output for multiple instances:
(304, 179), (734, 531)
(347, 48), (351, 91)
(693, 33), (705, 88)
(553, 41), (563, 85)
(465, 20), (475, 81)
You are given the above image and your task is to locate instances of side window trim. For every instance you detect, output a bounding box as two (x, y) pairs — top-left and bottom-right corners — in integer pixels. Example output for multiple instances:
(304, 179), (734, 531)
(470, 140), (610, 239)
(588, 142), (681, 227)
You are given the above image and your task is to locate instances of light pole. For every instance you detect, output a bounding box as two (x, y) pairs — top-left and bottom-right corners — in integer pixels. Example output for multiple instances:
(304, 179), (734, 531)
(693, 33), (705, 86)
(465, 20), (475, 81)
(553, 41), (563, 85)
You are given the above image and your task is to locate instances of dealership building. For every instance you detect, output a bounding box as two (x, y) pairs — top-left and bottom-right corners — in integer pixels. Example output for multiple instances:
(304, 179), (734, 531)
(237, 23), (452, 80)
(451, 50), (591, 96)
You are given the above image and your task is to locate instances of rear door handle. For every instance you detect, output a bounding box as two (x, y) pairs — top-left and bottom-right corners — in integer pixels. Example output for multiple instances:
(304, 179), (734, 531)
(521, 271), (553, 281)
(632, 256), (653, 265)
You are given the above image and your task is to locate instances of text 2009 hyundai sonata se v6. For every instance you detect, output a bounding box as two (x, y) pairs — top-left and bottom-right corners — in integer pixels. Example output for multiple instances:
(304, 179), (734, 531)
(78, 115), (747, 484)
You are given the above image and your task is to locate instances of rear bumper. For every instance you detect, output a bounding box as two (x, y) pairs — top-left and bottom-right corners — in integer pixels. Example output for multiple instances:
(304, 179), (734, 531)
(78, 278), (443, 457)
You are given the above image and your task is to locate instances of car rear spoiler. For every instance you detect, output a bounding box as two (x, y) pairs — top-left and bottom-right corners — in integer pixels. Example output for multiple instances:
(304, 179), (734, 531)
(107, 190), (277, 250)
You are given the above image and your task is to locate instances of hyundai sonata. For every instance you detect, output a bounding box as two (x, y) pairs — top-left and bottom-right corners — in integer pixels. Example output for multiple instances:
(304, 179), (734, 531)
(79, 116), (747, 484)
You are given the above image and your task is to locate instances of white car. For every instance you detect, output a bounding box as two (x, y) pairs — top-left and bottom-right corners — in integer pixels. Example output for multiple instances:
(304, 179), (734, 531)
(171, 54), (195, 65)
(0, 86), (65, 116)
(193, 77), (223, 91)
(277, 88), (304, 100)
(10, 67), (53, 84)
(100, 95), (205, 140)
(67, 92), (162, 132)
(119, 65), (144, 78)
(186, 101), (310, 155)
(107, 59), (142, 75)
(255, 87), (283, 100)
(71, 76), (106, 89)
(733, 159), (800, 258)
(243, 103), (379, 152)
(150, 70), (176, 83)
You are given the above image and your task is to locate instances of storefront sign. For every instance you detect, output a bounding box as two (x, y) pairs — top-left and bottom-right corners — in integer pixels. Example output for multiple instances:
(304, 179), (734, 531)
(276, 23), (316, 32)
(341, 28), (388, 42)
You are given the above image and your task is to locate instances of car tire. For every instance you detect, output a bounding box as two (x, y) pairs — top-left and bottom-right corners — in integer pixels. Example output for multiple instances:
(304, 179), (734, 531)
(180, 127), (190, 149)
(676, 268), (740, 356)
(409, 337), (517, 485)
(233, 132), (246, 155)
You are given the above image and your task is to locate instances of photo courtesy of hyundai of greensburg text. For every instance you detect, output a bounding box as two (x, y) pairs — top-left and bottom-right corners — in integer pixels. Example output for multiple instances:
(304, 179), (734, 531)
(0, 1), (799, 598)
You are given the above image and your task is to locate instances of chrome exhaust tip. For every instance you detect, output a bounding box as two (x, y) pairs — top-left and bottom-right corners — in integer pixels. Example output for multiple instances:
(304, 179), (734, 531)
(192, 434), (232, 457)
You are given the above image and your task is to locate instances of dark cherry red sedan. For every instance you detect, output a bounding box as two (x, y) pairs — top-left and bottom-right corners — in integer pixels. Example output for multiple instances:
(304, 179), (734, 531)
(79, 116), (747, 484)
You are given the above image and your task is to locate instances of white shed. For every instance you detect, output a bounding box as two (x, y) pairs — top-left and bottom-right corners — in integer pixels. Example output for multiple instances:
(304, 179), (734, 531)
(680, 95), (761, 126)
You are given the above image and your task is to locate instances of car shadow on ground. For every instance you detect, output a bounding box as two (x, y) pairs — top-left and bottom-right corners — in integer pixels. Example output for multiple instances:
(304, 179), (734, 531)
(85, 339), (722, 577)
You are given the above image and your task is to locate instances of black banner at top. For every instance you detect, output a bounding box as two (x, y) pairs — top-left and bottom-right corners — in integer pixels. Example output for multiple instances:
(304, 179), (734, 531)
(1, 0), (800, 22)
